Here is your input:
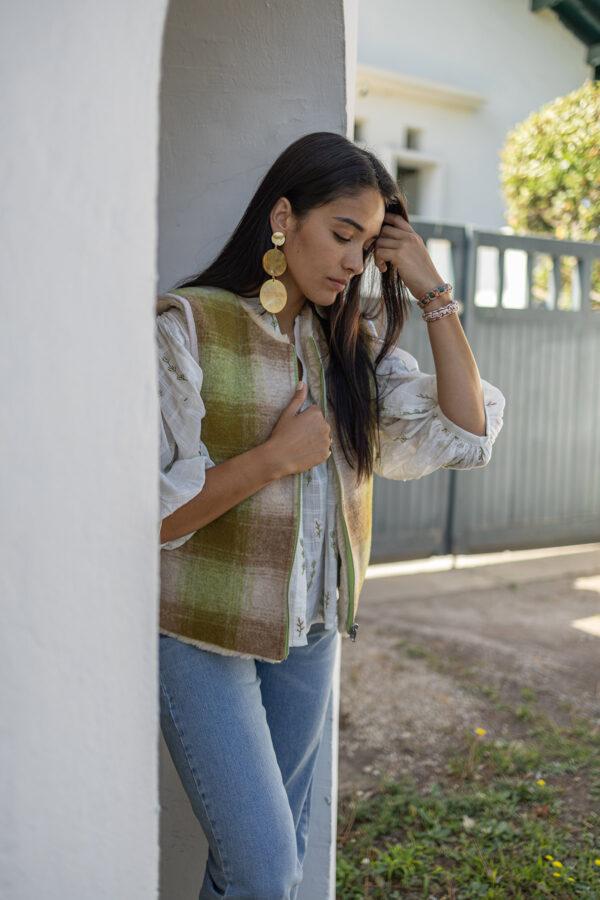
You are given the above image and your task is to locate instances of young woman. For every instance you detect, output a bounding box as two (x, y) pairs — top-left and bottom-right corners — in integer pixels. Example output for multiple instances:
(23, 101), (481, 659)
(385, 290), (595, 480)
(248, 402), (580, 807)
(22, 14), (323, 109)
(157, 131), (505, 898)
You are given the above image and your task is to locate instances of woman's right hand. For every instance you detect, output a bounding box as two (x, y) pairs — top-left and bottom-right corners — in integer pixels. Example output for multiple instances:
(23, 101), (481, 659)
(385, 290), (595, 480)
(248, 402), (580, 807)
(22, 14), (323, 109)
(265, 382), (332, 477)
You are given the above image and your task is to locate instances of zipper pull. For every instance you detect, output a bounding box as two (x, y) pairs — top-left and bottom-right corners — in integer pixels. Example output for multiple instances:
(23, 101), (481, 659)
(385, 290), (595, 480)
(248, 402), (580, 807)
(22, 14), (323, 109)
(348, 621), (359, 642)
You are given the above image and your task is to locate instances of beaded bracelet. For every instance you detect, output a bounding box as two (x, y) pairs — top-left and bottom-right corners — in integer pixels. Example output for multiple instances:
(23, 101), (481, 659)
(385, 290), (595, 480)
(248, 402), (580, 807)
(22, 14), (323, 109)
(422, 298), (460, 322)
(416, 282), (453, 309)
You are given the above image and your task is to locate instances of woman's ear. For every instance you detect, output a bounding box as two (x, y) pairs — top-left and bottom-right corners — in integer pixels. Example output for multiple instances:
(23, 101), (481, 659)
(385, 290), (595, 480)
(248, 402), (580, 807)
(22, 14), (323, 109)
(270, 196), (293, 234)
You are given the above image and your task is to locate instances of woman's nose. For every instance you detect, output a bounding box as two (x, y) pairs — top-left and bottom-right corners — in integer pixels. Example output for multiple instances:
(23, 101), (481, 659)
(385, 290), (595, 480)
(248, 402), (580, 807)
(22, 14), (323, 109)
(344, 249), (364, 277)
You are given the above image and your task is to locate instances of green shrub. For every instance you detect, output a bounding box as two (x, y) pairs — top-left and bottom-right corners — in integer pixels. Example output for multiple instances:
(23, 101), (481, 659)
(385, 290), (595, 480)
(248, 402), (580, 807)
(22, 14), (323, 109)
(499, 79), (600, 308)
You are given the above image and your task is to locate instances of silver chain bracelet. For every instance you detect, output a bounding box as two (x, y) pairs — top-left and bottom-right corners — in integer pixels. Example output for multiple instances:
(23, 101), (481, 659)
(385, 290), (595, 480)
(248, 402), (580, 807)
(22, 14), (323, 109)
(421, 298), (460, 322)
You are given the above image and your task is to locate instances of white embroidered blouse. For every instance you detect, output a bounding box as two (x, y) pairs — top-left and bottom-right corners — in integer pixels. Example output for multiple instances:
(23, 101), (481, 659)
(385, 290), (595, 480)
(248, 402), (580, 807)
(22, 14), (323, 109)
(158, 293), (506, 648)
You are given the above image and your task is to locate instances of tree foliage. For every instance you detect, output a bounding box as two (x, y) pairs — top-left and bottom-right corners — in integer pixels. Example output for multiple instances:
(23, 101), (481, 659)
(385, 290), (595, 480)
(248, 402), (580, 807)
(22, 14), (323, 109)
(499, 80), (600, 309)
(500, 79), (599, 242)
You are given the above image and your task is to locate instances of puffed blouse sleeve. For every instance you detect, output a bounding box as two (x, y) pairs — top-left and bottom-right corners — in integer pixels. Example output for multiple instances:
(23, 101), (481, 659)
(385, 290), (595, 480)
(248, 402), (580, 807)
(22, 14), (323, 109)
(157, 307), (215, 549)
(364, 319), (506, 481)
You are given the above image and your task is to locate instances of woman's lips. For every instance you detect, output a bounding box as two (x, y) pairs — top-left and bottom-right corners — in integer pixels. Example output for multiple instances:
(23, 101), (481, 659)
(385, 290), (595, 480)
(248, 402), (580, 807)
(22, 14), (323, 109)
(327, 278), (346, 290)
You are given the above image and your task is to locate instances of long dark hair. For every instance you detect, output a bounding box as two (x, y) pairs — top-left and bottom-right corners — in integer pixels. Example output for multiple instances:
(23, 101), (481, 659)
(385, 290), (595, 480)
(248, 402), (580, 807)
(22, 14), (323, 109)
(174, 131), (412, 483)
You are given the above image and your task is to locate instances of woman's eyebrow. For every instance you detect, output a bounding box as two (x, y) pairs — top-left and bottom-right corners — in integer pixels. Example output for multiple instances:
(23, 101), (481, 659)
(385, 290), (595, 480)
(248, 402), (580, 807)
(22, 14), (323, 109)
(333, 216), (380, 241)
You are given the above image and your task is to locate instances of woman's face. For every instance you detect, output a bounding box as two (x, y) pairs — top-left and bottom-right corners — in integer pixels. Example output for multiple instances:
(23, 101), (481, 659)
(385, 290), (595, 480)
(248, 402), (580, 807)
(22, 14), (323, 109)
(269, 188), (386, 308)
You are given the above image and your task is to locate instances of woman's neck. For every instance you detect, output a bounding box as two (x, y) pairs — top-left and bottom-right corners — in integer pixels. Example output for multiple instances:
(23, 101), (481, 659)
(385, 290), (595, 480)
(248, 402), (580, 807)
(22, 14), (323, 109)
(240, 269), (306, 340)
(275, 286), (306, 341)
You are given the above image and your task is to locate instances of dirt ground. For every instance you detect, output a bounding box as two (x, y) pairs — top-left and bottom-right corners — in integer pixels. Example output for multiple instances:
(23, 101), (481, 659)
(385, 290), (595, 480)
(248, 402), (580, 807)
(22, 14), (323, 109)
(337, 544), (600, 800)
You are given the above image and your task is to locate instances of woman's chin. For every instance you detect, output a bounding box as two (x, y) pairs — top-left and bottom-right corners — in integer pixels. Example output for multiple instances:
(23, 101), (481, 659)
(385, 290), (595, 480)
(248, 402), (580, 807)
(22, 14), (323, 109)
(304, 282), (340, 308)
(321, 283), (342, 302)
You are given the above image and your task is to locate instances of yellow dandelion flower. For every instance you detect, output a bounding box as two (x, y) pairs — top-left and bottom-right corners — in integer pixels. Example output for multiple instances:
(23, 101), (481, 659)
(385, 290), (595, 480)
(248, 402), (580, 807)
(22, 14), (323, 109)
(552, 860), (563, 868)
(567, 877), (575, 882)
(474, 727), (487, 736)
(536, 778), (546, 786)
(544, 854), (554, 861)
(595, 858), (600, 866)
(553, 872), (561, 878)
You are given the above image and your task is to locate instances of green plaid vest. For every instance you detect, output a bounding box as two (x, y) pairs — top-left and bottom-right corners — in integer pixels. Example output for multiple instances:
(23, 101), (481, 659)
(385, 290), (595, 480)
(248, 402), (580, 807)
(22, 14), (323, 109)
(157, 286), (373, 662)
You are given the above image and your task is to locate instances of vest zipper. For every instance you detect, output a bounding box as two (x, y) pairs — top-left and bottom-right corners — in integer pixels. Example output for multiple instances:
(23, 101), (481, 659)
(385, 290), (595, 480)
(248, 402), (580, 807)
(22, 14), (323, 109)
(309, 335), (358, 641)
(282, 346), (303, 659)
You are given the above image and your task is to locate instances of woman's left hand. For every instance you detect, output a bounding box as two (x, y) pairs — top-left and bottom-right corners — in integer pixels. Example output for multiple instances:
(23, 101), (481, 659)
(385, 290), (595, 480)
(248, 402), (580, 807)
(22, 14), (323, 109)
(373, 211), (445, 299)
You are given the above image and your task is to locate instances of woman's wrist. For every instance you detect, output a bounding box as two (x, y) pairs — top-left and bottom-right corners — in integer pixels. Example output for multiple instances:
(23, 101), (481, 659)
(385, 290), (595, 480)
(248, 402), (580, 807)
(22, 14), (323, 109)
(257, 439), (289, 481)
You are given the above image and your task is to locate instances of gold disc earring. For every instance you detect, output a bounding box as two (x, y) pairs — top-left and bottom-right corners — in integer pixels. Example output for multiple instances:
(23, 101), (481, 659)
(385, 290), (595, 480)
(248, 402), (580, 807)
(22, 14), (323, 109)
(259, 231), (288, 313)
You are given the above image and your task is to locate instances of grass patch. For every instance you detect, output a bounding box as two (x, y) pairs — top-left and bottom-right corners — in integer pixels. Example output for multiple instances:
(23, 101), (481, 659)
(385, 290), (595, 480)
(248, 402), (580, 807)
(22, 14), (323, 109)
(337, 643), (600, 897)
(337, 773), (599, 897)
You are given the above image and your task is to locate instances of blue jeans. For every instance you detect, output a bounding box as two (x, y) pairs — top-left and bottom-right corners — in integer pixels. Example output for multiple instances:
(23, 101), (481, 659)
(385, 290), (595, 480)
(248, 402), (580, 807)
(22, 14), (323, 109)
(159, 622), (339, 899)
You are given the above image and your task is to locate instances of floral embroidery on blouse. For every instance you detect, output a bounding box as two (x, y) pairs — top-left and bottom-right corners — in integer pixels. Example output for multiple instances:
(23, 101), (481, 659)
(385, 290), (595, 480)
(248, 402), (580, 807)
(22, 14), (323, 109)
(161, 352), (188, 382)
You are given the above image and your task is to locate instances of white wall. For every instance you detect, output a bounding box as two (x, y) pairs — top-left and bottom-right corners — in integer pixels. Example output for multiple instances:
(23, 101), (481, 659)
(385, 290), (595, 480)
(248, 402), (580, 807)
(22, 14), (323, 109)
(1, 0), (356, 895)
(355, 0), (591, 229)
(0, 2), (167, 898)
(157, 1), (356, 898)
(158, 0), (353, 294)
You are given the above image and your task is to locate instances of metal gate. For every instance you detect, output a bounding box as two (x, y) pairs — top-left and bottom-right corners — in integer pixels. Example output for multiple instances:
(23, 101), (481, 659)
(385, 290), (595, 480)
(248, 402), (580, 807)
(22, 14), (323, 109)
(370, 221), (600, 562)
